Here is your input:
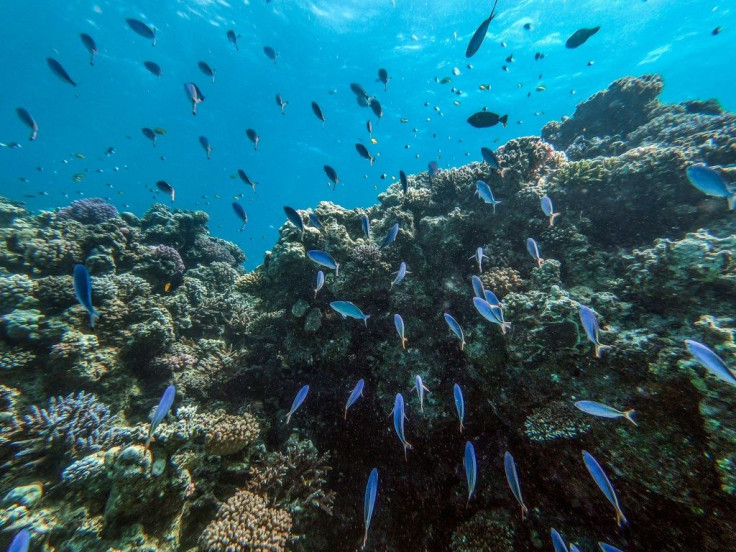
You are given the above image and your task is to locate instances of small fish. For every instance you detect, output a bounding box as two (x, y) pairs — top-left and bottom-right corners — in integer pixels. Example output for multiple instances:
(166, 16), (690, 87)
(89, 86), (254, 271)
(184, 82), (205, 115)
(566, 26), (601, 48)
(504, 451), (528, 520)
(526, 238), (542, 268)
(363, 468), (378, 549)
(380, 223), (399, 248)
(309, 250), (339, 275)
(345, 379), (365, 419)
(73, 264), (99, 328)
(80, 33), (97, 66)
(453, 383), (465, 432)
(506, 54), (515, 63)
(324, 165), (339, 190)
(366, 120), (373, 137)
(197, 61), (216, 83)
(72, 173), (85, 183)
(245, 128), (259, 150)
(47, 58), (76, 86)
(330, 301), (369, 325)
(480, 147), (501, 170)
(551, 529), (568, 552)
(145, 384), (175, 449)
(276, 93), (288, 115)
(156, 180), (175, 202)
(309, 213), (323, 231)
(199, 136), (212, 159)
(154, 128), (166, 135)
(263, 46), (278, 63)
(377, 68), (391, 91)
(355, 143), (374, 166)
(360, 215), (371, 239)
(391, 262), (409, 288)
(142, 127), (157, 146)
(470, 246), (487, 273)
(534, 52), (545, 60)
(524, 22), (533, 30)
(283, 206), (305, 239)
(473, 297), (511, 334)
(16, 108), (38, 141)
(227, 29), (240, 50)
(575, 400), (637, 425)
(164, 270), (184, 293)
(464, 441), (477, 503)
(467, 111), (508, 128)
(394, 314), (407, 349)
(369, 98), (383, 119)
(126, 18), (156, 46)
(414, 375), (429, 412)
(7, 529), (30, 552)
(686, 164), (735, 209)
(444, 313), (465, 350)
(536, 84), (546, 92)
(237, 169), (257, 191)
(582, 450), (628, 527)
(684, 339), (736, 386)
(475, 181), (501, 213)
(393, 393), (412, 459)
(312, 101), (326, 125)
(465, 0), (500, 58)
(540, 195), (560, 225)
(314, 270), (325, 299)
(350, 82), (370, 98)
(599, 543), (624, 552)
(285, 384), (309, 424)
(232, 202), (248, 231)
(579, 305), (611, 358)
(399, 170), (408, 195)
(712, 26), (722, 36)
(428, 161), (439, 180)
(144, 61), (162, 77)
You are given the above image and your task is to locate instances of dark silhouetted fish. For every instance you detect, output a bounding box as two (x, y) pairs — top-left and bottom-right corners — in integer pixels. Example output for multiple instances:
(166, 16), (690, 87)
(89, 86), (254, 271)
(350, 83), (369, 99)
(712, 26), (722, 36)
(357, 95), (370, 108)
(263, 46), (278, 63)
(467, 111), (508, 128)
(142, 127), (156, 146)
(276, 93), (288, 115)
(232, 202), (247, 231)
(312, 101), (325, 125)
(199, 136), (212, 159)
(184, 82), (204, 115)
(369, 98), (383, 118)
(198, 61), (216, 83)
(465, 0), (500, 58)
(428, 161), (438, 180)
(246, 128), (259, 150)
(238, 169), (257, 190)
(366, 120), (373, 138)
(126, 18), (156, 46)
(283, 206), (304, 238)
(355, 144), (374, 166)
(47, 58), (76, 86)
(227, 29), (240, 50)
(324, 165), (339, 190)
(80, 33), (97, 66)
(565, 26), (600, 48)
(144, 61), (162, 77)
(16, 108), (38, 141)
(156, 180), (175, 202)
(399, 170), (408, 194)
(377, 68), (390, 91)
(534, 52), (545, 61)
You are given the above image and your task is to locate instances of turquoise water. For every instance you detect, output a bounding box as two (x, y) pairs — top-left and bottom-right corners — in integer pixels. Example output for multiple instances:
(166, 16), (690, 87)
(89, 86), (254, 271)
(0, 0), (733, 269)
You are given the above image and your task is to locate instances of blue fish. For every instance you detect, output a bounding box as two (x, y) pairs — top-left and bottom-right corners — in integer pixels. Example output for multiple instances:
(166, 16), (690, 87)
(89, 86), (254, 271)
(471, 275), (485, 298)
(504, 451), (528, 520)
(7, 530), (30, 552)
(307, 250), (339, 276)
(464, 441), (477, 503)
(579, 305), (611, 358)
(570, 546), (581, 552)
(331, 301), (370, 326)
(286, 384), (309, 424)
(454, 383), (465, 432)
(685, 339), (736, 387)
(394, 314), (407, 349)
(428, 161), (439, 180)
(380, 223), (399, 248)
(575, 400), (637, 425)
(414, 375), (429, 412)
(284, 206), (305, 239)
(526, 238), (542, 268)
(345, 379), (365, 419)
(480, 147), (501, 170)
(470, 246), (488, 273)
(582, 450), (628, 528)
(363, 468), (378, 549)
(550, 529), (568, 552)
(308, 212), (324, 231)
(73, 264), (99, 328)
(361, 214), (371, 239)
(598, 543), (624, 552)
(146, 384), (175, 449)
(393, 393), (412, 459)
(686, 164), (735, 209)
(540, 195), (560, 226)
(314, 271), (325, 299)
(475, 181), (501, 213)
(473, 297), (511, 334)
(391, 262), (409, 288)
(443, 313), (465, 350)
(483, 289), (502, 310)
(232, 202), (248, 231)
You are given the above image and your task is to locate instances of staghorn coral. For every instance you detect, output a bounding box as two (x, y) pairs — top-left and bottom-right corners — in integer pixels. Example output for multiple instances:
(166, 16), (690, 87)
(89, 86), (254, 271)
(55, 198), (119, 225)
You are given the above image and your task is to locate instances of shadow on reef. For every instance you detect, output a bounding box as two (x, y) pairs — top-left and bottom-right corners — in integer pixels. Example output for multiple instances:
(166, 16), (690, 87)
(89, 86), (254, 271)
(1, 74), (736, 551)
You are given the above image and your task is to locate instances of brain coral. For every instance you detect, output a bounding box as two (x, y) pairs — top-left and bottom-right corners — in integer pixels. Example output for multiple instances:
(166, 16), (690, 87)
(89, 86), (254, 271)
(56, 198), (119, 225)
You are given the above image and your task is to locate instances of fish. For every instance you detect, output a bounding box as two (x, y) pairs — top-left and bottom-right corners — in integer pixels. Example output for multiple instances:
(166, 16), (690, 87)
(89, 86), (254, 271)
(47, 58), (76, 86)
(197, 61), (216, 83)
(551, 529), (568, 552)
(570, 546), (581, 552)
(470, 246), (487, 273)
(199, 136), (212, 160)
(369, 98), (383, 119)
(232, 202), (248, 231)
(535, 52), (545, 60)
(399, 170), (408, 195)
(428, 161), (439, 180)
(566, 26), (601, 48)
(16, 108), (38, 141)
(506, 54), (515, 63)
(582, 450), (628, 527)
(366, 120), (373, 138)
(540, 195), (560, 226)
(283, 206), (305, 239)
(380, 223), (399, 248)
(391, 262), (409, 288)
(263, 46), (278, 63)
(484, 289), (503, 311)
(126, 18), (156, 45)
(314, 271), (325, 299)
(276, 93), (288, 115)
(73, 264), (99, 328)
(475, 181), (501, 213)
(80, 33), (97, 66)
(164, 271), (184, 293)
(144, 61), (162, 78)
(473, 297), (511, 334)
(345, 379), (365, 419)
(471, 276), (485, 298)
(312, 101), (326, 124)
(684, 339), (736, 386)
(285, 384), (309, 424)
(579, 305), (611, 358)
(465, 0), (500, 58)
(392, 393), (412, 459)
(377, 68), (390, 91)
(156, 180), (175, 202)
(598, 543), (624, 552)
(453, 383), (465, 432)
(355, 143), (374, 166)
(480, 147), (501, 170)
(350, 83), (370, 98)
(7, 529), (30, 552)
(712, 27), (722, 36)
(245, 128), (259, 150)
(575, 400), (637, 425)
(227, 29), (240, 50)
(467, 111), (508, 128)
(145, 384), (175, 449)
(686, 164), (735, 209)
(464, 441), (477, 503)
(526, 238), (542, 268)
(504, 451), (528, 520)
(142, 127), (157, 146)
(309, 213), (324, 231)
(444, 313), (465, 350)
(237, 169), (257, 191)
(363, 468), (378, 549)
(361, 214), (371, 239)
(184, 82), (205, 115)
(330, 301), (369, 325)
(414, 375), (429, 412)
(394, 314), (407, 349)
(309, 250), (339, 276)
(324, 165), (339, 190)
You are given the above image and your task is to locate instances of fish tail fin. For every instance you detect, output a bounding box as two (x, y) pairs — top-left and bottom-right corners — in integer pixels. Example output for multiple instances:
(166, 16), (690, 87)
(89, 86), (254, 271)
(335, 263), (340, 277)
(90, 309), (100, 329)
(616, 507), (628, 528)
(344, 409), (347, 420)
(500, 114), (508, 126)
(521, 503), (529, 521)
(363, 315), (370, 327)
(460, 340), (465, 351)
(595, 344), (612, 358)
(285, 413), (292, 425)
(550, 212), (561, 226)
(370, 157), (374, 167)
(728, 194), (736, 210)
(624, 409), (638, 426)
(536, 257), (543, 268)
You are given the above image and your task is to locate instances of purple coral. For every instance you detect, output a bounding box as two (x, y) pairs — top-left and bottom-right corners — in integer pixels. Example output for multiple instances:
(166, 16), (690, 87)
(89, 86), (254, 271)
(152, 244), (185, 272)
(56, 198), (119, 225)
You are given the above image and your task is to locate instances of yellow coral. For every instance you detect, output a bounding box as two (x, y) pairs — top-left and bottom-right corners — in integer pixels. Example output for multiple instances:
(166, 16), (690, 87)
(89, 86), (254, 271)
(480, 267), (524, 297)
(235, 272), (264, 293)
(204, 413), (260, 456)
